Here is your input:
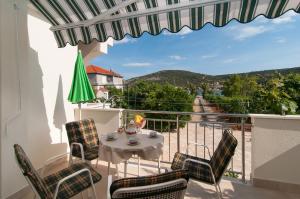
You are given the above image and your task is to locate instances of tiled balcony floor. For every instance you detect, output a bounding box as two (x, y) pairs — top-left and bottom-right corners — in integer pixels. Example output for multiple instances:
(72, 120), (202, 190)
(20, 159), (300, 199)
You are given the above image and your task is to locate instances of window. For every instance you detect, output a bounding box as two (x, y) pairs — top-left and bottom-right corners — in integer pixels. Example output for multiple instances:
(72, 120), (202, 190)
(107, 76), (113, 83)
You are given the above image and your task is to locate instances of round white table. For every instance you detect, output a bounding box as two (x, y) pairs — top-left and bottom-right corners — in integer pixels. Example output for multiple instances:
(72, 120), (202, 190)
(99, 129), (164, 177)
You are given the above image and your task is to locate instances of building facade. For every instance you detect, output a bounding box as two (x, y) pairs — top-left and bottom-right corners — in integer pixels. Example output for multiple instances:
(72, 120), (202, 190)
(86, 65), (124, 99)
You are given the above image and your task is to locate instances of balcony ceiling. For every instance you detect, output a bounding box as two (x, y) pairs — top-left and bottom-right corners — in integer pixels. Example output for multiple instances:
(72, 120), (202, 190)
(29, 0), (300, 48)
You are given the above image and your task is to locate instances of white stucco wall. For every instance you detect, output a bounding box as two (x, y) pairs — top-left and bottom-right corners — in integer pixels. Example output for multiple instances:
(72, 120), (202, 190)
(74, 108), (123, 135)
(251, 114), (300, 186)
(113, 76), (124, 89)
(99, 74), (107, 84)
(1, 1), (76, 197)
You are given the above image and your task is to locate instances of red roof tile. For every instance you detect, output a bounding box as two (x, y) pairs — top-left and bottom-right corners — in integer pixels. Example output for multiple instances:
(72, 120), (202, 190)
(98, 87), (108, 92)
(86, 65), (123, 78)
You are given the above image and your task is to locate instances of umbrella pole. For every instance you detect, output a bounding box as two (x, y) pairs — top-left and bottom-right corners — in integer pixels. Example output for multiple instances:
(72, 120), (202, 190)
(78, 103), (82, 120)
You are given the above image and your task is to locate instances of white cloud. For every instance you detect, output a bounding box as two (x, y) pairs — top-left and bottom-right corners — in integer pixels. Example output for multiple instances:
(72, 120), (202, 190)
(159, 65), (193, 71)
(122, 62), (152, 67)
(227, 11), (297, 41)
(231, 25), (269, 40)
(114, 37), (137, 45)
(223, 58), (237, 63)
(254, 11), (297, 25)
(255, 16), (269, 24)
(169, 55), (186, 60)
(178, 27), (193, 35)
(272, 11), (297, 24)
(201, 54), (217, 59)
(275, 37), (286, 43)
(123, 72), (142, 79)
(163, 27), (193, 36)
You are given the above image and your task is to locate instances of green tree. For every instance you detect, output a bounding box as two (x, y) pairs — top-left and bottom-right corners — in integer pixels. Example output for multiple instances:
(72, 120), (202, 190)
(283, 74), (300, 113)
(124, 81), (194, 131)
(186, 82), (197, 96)
(206, 73), (299, 115)
(249, 74), (298, 114)
(107, 86), (128, 108)
(242, 76), (258, 97)
(200, 82), (211, 98)
(223, 75), (243, 97)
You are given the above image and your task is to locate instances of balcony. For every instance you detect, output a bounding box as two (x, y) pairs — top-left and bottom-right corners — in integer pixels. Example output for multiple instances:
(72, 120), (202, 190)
(17, 107), (300, 198)
(20, 159), (300, 199)
(14, 108), (290, 199)
(2, 1), (300, 198)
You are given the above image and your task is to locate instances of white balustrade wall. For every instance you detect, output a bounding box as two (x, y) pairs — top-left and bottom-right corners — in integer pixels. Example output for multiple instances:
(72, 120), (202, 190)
(251, 114), (300, 193)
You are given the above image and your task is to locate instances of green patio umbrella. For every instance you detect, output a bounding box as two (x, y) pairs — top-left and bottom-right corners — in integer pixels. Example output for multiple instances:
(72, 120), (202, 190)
(68, 50), (95, 119)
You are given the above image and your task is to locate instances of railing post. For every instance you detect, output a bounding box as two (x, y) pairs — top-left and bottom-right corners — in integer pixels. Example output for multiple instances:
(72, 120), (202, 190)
(212, 123), (215, 152)
(168, 121), (171, 162)
(195, 123), (197, 157)
(124, 111), (127, 128)
(204, 125), (206, 159)
(176, 114), (180, 152)
(241, 117), (246, 183)
(186, 122), (189, 151)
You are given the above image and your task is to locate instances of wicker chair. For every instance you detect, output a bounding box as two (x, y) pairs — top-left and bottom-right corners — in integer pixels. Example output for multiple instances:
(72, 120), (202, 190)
(107, 170), (189, 199)
(14, 144), (101, 199)
(65, 118), (100, 166)
(170, 129), (238, 199)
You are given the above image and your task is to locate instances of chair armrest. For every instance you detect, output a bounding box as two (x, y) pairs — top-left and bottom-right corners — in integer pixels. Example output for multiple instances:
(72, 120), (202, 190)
(70, 142), (85, 161)
(107, 175), (113, 199)
(186, 142), (212, 159)
(182, 158), (211, 169)
(44, 153), (69, 165)
(158, 167), (171, 173)
(53, 168), (94, 199)
(182, 158), (217, 184)
(41, 153), (69, 177)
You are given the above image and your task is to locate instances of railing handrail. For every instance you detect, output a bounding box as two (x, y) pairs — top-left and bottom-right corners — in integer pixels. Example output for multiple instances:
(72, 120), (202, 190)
(140, 118), (253, 127)
(123, 109), (250, 118)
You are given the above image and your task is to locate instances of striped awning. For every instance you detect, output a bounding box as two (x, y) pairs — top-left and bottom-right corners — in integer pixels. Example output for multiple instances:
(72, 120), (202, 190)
(30, 0), (300, 48)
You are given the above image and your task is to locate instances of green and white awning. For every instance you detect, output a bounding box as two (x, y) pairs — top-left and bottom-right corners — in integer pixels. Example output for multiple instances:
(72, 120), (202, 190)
(30, 0), (300, 48)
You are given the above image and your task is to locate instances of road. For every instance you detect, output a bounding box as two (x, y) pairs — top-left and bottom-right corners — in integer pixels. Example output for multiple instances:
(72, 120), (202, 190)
(192, 96), (219, 123)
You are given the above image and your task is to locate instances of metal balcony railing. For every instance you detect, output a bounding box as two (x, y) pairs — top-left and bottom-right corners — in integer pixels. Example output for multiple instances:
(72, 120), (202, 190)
(122, 109), (251, 183)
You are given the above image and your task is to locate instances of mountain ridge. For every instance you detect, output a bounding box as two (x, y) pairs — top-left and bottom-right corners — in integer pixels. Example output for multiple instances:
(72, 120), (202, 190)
(126, 67), (300, 87)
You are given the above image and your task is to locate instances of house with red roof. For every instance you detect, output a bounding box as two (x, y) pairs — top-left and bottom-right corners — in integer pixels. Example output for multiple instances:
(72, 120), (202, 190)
(86, 65), (124, 99)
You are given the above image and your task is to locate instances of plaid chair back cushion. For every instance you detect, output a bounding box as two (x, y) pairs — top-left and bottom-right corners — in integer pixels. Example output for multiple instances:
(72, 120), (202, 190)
(210, 129), (238, 182)
(110, 170), (189, 199)
(171, 152), (213, 183)
(14, 144), (53, 199)
(65, 119), (99, 153)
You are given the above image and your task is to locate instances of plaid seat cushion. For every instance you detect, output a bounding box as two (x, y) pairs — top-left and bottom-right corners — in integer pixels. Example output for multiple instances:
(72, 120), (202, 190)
(66, 119), (100, 160)
(171, 152), (213, 184)
(72, 146), (99, 161)
(210, 129), (237, 182)
(14, 144), (53, 199)
(110, 170), (189, 199)
(44, 162), (102, 199)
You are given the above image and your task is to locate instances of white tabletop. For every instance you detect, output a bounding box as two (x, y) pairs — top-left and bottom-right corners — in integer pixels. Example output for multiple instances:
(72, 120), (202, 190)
(99, 130), (164, 164)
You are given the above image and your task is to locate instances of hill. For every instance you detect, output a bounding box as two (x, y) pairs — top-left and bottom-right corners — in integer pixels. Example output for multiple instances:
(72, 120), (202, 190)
(126, 67), (300, 87)
(214, 67), (300, 81)
(127, 70), (212, 87)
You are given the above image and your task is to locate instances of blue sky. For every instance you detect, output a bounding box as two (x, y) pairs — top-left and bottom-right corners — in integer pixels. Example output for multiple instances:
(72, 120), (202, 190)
(90, 11), (300, 79)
